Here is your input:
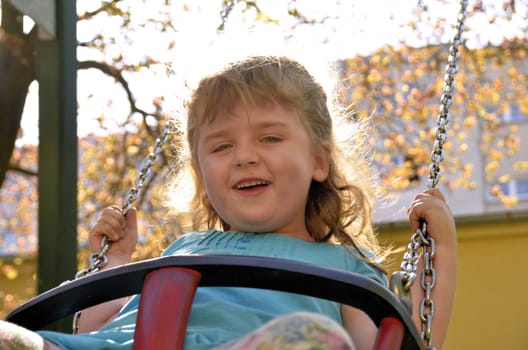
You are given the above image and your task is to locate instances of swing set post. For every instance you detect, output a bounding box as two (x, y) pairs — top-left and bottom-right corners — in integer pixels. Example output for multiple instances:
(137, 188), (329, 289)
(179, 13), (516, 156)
(6, 0), (79, 332)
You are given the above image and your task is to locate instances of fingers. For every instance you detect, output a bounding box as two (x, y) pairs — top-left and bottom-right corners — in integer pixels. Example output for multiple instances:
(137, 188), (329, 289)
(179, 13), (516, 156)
(407, 189), (456, 244)
(420, 188), (445, 201)
(94, 205), (125, 242)
(88, 205), (138, 266)
(123, 207), (137, 233)
(89, 205), (127, 253)
(407, 189), (448, 229)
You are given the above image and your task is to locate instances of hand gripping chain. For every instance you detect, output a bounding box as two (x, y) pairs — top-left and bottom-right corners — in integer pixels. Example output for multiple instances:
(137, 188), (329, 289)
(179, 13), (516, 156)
(72, 121), (176, 333)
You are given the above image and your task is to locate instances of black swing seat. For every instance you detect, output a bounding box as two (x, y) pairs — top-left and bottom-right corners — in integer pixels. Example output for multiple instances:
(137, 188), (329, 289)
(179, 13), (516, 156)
(6, 255), (425, 349)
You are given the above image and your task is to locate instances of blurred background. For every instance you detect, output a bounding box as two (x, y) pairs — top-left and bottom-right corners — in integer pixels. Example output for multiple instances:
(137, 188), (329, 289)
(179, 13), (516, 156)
(1, 0), (527, 348)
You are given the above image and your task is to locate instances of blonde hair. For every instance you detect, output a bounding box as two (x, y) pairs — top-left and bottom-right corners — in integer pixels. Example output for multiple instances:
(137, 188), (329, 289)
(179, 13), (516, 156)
(169, 55), (387, 268)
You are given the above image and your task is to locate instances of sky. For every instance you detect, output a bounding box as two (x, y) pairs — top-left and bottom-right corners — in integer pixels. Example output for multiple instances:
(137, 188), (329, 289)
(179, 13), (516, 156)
(14, 0), (459, 144)
(15, 0), (528, 145)
(3, 0), (527, 249)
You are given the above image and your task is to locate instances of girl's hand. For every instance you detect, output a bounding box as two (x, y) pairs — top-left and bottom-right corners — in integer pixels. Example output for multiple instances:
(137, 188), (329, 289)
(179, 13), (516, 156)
(89, 205), (138, 266)
(407, 188), (457, 248)
(407, 188), (457, 349)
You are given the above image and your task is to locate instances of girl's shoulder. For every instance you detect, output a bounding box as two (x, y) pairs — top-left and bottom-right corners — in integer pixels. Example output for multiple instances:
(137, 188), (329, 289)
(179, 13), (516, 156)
(161, 230), (214, 256)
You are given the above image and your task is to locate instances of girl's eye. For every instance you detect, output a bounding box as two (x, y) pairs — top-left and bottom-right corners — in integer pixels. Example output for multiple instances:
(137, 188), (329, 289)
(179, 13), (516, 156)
(261, 136), (281, 143)
(212, 143), (231, 153)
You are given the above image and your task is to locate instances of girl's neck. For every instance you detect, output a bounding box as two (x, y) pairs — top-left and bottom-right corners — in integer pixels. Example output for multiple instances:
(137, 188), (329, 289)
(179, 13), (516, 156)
(227, 228), (316, 242)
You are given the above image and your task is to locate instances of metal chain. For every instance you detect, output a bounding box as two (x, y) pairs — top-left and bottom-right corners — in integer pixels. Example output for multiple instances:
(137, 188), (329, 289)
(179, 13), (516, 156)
(72, 121), (176, 333)
(394, 1), (467, 349)
(427, 0), (468, 189)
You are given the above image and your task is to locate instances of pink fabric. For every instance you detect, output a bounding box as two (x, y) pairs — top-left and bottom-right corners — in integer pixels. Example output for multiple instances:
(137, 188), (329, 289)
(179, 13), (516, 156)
(212, 312), (356, 350)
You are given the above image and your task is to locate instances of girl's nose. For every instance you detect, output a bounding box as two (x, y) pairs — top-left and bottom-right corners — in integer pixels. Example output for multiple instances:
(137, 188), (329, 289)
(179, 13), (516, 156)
(233, 144), (259, 167)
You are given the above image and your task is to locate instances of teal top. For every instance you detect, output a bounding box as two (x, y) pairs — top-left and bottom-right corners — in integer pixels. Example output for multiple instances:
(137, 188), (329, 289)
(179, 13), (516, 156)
(39, 230), (387, 349)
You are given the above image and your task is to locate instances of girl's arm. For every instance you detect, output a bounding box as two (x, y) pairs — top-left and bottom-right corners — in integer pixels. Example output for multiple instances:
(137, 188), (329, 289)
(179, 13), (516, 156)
(343, 188), (456, 350)
(76, 206), (139, 333)
(407, 188), (457, 349)
(342, 305), (377, 350)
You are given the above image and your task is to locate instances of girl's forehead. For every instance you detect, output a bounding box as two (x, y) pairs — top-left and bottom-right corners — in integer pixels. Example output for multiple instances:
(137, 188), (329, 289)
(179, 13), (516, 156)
(203, 100), (302, 127)
(198, 99), (291, 123)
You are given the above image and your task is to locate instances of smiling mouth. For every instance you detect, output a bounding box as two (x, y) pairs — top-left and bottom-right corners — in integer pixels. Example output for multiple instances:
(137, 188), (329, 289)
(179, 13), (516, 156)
(234, 180), (271, 190)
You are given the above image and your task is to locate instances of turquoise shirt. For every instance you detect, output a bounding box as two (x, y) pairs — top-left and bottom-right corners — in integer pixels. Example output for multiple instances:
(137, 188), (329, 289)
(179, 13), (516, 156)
(39, 230), (387, 349)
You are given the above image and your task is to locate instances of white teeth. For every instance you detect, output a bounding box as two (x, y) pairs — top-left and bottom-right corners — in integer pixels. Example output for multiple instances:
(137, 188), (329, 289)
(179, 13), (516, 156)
(236, 180), (269, 189)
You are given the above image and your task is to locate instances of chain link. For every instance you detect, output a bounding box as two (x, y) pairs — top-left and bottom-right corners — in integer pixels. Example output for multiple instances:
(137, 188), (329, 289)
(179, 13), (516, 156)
(394, 1), (467, 349)
(72, 121), (177, 333)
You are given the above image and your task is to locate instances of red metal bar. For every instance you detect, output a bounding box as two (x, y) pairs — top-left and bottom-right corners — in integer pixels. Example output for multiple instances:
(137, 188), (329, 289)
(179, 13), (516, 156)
(373, 316), (405, 350)
(133, 267), (202, 350)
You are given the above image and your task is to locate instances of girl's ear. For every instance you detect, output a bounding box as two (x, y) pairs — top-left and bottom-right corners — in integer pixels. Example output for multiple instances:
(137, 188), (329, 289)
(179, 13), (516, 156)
(312, 143), (331, 182)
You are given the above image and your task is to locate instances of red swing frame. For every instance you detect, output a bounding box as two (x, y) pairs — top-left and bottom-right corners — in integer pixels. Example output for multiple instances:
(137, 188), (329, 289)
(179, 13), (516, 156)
(7, 255), (424, 349)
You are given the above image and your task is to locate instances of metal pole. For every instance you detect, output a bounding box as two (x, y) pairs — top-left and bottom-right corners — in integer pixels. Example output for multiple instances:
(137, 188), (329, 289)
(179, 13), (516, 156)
(37, 0), (77, 332)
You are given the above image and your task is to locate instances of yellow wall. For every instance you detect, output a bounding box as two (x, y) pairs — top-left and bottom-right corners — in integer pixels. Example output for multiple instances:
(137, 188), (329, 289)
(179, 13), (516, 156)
(0, 257), (36, 320)
(378, 212), (528, 350)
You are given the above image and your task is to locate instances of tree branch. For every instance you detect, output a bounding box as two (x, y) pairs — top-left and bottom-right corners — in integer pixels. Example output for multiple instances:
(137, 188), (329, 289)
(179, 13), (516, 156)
(7, 164), (37, 177)
(78, 60), (154, 123)
(77, 0), (124, 21)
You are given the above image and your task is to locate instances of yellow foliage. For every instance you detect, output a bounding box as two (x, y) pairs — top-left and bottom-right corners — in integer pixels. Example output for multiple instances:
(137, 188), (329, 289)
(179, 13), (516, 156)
(520, 98), (528, 114)
(506, 67), (518, 80)
(1, 265), (19, 280)
(394, 134), (405, 147)
(381, 85), (393, 96)
(390, 178), (410, 191)
(485, 161), (499, 174)
(498, 174), (511, 183)
(383, 139), (394, 149)
(489, 150), (503, 161)
(463, 164), (474, 177)
(371, 53), (381, 64)
(513, 161), (528, 171)
(489, 184), (503, 197)
(465, 181), (477, 190)
(481, 134), (494, 143)
(367, 69), (382, 84)
(500, 196), (519, 209)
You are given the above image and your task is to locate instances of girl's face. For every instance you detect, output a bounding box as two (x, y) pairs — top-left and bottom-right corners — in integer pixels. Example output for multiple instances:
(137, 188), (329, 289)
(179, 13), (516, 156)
(195, 102), (329, 241)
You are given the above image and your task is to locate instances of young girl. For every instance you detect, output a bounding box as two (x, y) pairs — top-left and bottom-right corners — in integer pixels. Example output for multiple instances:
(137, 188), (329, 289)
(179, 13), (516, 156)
(0, 56), (457, 350)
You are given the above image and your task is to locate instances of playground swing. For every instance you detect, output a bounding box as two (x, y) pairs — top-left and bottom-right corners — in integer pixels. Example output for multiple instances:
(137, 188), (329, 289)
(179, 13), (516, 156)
(6, 1), (468, 349)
